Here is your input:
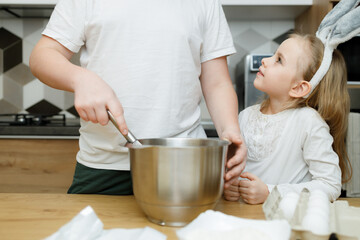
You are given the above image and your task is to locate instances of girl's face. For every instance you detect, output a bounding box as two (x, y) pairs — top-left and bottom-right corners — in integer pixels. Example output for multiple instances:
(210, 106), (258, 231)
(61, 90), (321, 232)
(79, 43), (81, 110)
(254, 37), (308, 102)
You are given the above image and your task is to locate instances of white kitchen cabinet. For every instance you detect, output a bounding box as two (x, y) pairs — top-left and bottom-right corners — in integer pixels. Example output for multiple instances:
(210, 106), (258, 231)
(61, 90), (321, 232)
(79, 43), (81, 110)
(0, 0), (313, 20)
(0, 0), (56, 5)
(222, 0), (313, 20)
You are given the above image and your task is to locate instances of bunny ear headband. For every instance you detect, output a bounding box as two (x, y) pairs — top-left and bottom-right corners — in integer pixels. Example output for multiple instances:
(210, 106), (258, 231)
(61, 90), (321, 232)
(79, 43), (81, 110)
(304, 0), (360, 98)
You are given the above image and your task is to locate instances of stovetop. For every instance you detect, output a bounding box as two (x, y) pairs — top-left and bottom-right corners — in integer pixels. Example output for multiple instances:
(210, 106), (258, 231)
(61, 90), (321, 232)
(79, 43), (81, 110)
(0, 114), (218, 138)
(0, 114), (80, 136)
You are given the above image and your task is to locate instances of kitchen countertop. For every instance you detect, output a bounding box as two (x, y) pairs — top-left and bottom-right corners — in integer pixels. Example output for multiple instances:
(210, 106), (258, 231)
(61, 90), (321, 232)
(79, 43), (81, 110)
(0, 193), (359, 240)
(0, 194), (261, 239)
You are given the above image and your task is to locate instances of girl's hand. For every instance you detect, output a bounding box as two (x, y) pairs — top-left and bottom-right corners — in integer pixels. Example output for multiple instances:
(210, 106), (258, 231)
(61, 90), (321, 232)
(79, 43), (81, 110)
(73, 69), (128, 135)
(223, 179), (241, 201)
(239, 172), (269, 205)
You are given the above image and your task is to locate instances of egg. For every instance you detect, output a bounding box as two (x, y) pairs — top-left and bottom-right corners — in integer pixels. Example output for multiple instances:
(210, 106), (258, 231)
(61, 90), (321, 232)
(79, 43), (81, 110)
(279, 192), (299, 221)
(309, 190), (329, 202)
(302, 212), (330, 235)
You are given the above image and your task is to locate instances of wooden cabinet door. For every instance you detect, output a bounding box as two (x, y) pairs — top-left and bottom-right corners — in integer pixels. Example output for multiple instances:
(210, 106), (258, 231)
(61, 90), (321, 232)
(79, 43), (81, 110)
(0, 139), (78, 193)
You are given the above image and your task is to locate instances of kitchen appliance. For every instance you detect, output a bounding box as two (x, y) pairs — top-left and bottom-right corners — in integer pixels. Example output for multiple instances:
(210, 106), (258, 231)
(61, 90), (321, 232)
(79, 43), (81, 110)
(235, 54), (272, 111)
(337, 36), (360, 112)
(0, 113), (80, 136)
(128, 138), (229, 227)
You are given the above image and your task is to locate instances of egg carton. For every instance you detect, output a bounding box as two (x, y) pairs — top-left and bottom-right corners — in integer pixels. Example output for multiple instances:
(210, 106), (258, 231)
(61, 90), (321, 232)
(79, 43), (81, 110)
(263, 186), (360, 240)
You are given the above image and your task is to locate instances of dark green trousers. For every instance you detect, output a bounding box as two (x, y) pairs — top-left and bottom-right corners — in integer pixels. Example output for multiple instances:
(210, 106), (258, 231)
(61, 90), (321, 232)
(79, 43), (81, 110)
(68, 162), (133, 195)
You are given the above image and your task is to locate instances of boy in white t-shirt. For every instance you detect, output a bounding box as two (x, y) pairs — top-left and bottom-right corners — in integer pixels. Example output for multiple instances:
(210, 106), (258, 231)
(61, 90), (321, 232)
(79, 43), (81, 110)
(29, 0), (247, 194)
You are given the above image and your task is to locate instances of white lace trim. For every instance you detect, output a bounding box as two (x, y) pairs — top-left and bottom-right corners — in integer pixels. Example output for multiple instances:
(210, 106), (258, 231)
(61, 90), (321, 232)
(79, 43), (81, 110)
(243, 105), (292, 161)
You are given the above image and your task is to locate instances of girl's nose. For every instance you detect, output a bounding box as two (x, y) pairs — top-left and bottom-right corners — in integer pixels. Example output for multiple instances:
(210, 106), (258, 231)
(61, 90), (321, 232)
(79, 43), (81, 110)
(261, 57), (267, 67)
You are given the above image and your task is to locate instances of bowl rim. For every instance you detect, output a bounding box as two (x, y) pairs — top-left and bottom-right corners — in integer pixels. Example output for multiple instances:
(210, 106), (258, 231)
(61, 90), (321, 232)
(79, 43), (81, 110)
(126, 137), (230, 149)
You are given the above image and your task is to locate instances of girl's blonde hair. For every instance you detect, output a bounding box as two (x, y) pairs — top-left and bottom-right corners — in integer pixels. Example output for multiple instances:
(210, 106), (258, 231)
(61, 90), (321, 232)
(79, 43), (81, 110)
(261, 33), (352, 183)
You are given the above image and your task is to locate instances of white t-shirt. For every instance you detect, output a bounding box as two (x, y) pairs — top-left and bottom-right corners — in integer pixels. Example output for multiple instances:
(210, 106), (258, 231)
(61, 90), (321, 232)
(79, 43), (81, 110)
(43, 0), (236, 170)
(239, 104), (341, 201)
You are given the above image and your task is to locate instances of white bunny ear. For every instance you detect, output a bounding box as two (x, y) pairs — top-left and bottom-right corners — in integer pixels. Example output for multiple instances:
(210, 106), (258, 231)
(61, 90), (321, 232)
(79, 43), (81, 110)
(304, 1), (360, 98)
(329, 6), (360, 48)
(316, 0), (360, 43)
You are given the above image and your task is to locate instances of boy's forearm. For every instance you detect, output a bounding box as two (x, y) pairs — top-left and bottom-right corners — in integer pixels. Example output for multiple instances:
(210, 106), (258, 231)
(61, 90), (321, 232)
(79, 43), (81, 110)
(200, 57), (240, 137)
(205, 83), (240, 138)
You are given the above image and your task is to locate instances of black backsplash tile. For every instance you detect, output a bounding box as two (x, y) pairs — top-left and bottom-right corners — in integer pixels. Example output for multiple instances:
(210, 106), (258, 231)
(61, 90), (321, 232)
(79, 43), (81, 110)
(26, 99), (62, 115)
(0, 27), (22, 73)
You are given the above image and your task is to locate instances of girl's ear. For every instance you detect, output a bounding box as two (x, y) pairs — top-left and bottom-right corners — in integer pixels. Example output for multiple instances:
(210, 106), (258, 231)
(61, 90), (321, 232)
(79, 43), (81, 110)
(289, 80), (311, 98)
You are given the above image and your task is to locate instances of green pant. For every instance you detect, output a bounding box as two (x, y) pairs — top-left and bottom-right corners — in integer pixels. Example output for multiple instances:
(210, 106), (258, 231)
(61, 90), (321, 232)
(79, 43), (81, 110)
(68, 162), (133, 195)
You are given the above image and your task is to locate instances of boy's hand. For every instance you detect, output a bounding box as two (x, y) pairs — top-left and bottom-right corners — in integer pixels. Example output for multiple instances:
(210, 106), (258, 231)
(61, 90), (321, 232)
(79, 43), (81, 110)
(73, 69), (128, 135)
(223, 178), (241, 201)
(221, 130), (247, 189)
(239, 172), (269, 205)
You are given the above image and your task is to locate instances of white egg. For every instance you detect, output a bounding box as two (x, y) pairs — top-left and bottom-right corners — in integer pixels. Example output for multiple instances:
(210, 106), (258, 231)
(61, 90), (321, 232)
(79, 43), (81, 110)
(302, 213), (330, 235)
(309, 190), (329, 202)
(307, 201), (330, 215)
(279, 192), (299, 221)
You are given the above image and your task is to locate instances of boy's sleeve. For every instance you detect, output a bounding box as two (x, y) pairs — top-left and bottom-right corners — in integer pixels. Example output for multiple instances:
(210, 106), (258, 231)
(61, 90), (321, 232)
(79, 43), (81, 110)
(201, 0), (236, 63)
(42, 0), (87, 53)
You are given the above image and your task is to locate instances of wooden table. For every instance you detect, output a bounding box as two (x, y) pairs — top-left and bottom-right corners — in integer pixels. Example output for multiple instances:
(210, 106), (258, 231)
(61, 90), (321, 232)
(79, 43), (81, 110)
(0, 194), (359, 240)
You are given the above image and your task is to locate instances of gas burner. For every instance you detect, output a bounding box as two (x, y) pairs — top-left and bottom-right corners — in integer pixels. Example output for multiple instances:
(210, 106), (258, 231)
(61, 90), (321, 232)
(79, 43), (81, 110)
(0, 114), (66, 126)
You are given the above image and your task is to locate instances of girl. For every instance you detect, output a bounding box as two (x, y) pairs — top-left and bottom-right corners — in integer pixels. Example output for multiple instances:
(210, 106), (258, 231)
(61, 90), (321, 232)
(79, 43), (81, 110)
(224, 34), (352, 204)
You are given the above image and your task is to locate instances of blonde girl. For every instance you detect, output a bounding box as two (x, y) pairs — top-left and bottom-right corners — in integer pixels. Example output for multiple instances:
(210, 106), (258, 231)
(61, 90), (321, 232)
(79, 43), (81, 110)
(224, 34), (351, 204)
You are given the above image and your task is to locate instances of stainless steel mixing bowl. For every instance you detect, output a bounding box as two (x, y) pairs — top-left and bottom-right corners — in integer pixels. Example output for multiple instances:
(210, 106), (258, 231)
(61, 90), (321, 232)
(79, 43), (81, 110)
(128, 138), (229, 227)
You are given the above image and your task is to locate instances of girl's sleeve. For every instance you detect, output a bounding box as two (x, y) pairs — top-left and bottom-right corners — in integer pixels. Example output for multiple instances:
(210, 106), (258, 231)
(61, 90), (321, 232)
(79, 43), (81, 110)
(274, 114), (342, 202)
(200, 0), (236, 63)
(42, 0), (88, 53)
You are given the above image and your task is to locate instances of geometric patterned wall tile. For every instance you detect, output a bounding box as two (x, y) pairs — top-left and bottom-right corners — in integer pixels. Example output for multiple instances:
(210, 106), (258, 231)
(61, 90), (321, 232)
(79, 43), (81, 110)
(63, 91), (75, 110)
(251, 41), (279, 55)
(25, 99), (61, 115)
(23, 79), (45, 109)
(228, 21), (250, 37)
(0, 98), (20, 114)
(2, 74), (23, 109)
(273, 29), (294, 45)
(44, 85), (75, 112)
(250, 21), (272, 39)
(22, 40), (34, 66)
(65, 106), (79, 118)
(269, 20), (295, 40)
(233, 29), (269, 52)
(4, 63), (35, 86)
(22, 20), (45, 66)
(0, 50), (2, 73)
(22, 78), (76, 116)
(0, 74), (21, 113)
(22, 19), (46, 38)
(23, 23), (44, 46)
(229, 42), (248, 68)
(0, 27), (22, 73)
(228, 43), (248, 84)
(2, 19), (24, 38)
(44, 85), (67, 109)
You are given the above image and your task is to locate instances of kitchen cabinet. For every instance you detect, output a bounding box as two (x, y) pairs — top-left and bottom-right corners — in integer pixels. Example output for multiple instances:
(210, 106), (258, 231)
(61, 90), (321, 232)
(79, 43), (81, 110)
(0, 139), (78, 193)
(0, 0), (313, 20)
(295, 0), (339, 34)
(222, 0), (313, 20)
